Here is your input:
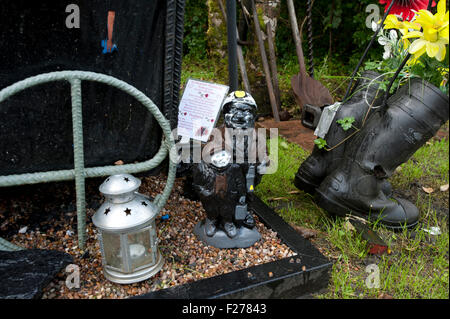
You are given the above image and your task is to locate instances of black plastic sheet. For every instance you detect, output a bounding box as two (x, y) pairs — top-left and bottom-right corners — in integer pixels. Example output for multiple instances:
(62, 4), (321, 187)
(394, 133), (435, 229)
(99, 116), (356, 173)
(0, 0), (185, 175)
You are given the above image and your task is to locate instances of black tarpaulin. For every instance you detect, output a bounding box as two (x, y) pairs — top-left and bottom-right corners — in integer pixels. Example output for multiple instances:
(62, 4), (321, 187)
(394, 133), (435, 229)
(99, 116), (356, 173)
(0, 0), (185, 175)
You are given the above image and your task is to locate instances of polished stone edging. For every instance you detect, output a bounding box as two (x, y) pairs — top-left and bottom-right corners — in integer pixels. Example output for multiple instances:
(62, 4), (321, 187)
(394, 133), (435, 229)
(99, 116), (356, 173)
(135, 194), (332, 299)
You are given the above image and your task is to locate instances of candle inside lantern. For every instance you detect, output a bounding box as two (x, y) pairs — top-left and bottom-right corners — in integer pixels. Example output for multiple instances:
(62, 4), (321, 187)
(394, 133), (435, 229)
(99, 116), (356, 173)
(129, 243), (146, 259)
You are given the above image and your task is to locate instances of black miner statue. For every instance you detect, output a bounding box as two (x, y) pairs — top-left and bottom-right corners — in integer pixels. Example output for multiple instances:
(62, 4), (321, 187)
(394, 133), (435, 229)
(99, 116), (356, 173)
(192, 91), (269, 248)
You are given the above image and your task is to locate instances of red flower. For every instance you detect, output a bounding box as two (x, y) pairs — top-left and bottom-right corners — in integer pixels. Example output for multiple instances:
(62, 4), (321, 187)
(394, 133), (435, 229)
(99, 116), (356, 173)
(379, 0), (436, 21)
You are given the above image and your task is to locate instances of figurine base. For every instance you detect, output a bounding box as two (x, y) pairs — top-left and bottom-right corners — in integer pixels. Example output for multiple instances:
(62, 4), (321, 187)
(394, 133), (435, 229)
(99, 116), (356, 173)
(194, 220), (261, 249)
(103, 250), (164, 284)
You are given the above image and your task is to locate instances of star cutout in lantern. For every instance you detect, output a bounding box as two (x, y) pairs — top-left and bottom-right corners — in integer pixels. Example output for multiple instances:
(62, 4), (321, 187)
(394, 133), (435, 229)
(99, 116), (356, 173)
(104, 208), (111, 215)
(141, 201), (148, 206)
(124, 208), (131, 216)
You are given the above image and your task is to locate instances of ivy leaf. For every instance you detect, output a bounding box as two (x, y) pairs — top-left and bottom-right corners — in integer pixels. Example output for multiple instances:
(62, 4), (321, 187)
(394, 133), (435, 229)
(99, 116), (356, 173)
(336, 117), (355, 131)
(314, 138), (327, 149)
(365, 61), (381, 70)
(379, 81), (386, 90)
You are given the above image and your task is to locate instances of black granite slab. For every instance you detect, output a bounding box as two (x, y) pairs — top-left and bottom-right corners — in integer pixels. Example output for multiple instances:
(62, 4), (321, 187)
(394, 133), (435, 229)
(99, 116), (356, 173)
(135, 194), (332, 299)
(0, 249), (73, 299)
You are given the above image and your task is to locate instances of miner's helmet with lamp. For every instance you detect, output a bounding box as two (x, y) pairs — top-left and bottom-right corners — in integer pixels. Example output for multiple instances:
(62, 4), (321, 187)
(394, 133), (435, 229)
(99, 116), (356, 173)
(222, 91), (257, 129)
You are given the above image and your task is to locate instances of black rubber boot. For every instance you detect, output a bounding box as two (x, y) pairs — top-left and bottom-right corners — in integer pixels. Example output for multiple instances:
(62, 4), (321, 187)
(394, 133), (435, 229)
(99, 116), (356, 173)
(294, 70), (390, 195)
(315, 78), (449, 229)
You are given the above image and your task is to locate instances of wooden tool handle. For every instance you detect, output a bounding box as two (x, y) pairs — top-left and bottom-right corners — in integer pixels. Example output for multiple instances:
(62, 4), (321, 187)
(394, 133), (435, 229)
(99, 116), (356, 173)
(286, 0), (306, 76)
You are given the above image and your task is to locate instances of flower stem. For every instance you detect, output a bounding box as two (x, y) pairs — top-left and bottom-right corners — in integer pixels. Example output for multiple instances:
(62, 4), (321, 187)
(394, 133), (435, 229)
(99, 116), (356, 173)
(382, 0), (434, 107)
(342, 0), (396, 102)
(325, 129), (360, 152)
(382, 52), (411, 107)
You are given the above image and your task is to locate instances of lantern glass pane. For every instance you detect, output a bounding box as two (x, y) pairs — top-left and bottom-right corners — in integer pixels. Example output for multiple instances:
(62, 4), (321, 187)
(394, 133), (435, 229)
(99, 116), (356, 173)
(150, 221), (157, 244)
(127, 229), (153, 270)
(102, 231), (123, 270)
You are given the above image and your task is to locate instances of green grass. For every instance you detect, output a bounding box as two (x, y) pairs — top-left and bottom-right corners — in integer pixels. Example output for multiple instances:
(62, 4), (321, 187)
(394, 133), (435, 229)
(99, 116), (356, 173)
(255, 136), (449, 299)
(254, 137), (330, 230)
(318, 213), (449, 299)
(392, 137), (449, 187)
(255, 137), (308, 199)
(181, 59), (221, 89)
(180, 57), (225, 89)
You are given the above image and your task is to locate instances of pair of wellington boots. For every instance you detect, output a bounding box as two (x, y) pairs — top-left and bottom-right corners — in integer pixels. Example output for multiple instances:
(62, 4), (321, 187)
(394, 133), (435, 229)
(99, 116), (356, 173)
(295, 72), (449, 229)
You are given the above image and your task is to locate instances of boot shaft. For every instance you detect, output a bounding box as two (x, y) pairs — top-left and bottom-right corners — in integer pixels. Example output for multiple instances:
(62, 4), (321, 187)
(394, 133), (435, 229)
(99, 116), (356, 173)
(315, 78), (447, 228)
(313, 71), (385, 151)
(388, 78), (449, 133)
(347, 78), (449, 177)
(347, 70), (385, 104)
(310, 71), (385, 166)
(296, 71), (386, 189)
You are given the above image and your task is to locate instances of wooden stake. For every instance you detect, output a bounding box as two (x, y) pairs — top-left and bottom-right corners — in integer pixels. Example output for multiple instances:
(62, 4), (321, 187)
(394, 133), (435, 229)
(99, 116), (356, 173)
(237, 37), (251, 93)
(286, 0), (333, 110)
(286, 0), (306, 75)
(217, 0), (227, 19)
(251, 0), (280, 122)
(266, 21), (281, 109)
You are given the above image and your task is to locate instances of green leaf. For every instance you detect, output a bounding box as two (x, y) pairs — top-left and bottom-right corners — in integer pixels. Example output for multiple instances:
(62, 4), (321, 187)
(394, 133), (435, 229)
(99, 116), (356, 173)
(314, 138), (328, 149)
(364, 61), (381, 70)
(336, 117), (355, 131)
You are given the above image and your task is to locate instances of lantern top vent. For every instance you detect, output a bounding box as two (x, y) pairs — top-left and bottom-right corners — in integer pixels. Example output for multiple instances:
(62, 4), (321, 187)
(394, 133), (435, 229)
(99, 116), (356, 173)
(99, 174), (141, 196)
(92, 195), (157, 232)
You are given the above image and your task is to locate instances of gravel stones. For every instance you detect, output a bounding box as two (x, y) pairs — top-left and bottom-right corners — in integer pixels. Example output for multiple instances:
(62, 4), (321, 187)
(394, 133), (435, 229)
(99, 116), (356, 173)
(0, 175), (295, 299)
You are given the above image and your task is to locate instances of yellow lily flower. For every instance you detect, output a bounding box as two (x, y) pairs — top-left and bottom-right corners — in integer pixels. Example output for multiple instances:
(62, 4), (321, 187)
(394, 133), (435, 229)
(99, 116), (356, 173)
(384, 15), (408, 34)
(415, 0), (448, 31)
(402, 21), (422, 32)
(438, 66), (449, 86)
(384, 15), (420, 49)
(384, 15), (421, 33)
(402, 0), (449, 62)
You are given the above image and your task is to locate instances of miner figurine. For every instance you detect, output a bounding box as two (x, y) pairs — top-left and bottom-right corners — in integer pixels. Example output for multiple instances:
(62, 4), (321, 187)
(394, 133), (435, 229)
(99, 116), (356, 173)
(192, 91), (269, 248)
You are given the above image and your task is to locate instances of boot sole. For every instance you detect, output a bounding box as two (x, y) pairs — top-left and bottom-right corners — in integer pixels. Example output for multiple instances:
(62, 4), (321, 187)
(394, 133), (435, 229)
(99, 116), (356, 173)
(315, 189), (418, 230)
(293, 172), (319, 195)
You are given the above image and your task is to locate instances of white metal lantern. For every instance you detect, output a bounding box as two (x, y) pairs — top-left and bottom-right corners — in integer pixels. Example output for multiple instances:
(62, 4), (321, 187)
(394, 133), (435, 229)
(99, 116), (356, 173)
(92, 174), (164, 284)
